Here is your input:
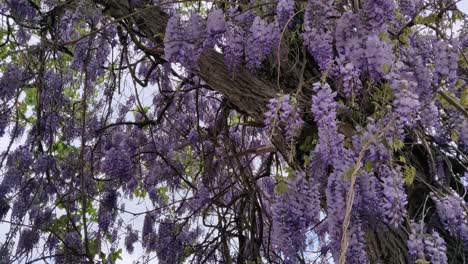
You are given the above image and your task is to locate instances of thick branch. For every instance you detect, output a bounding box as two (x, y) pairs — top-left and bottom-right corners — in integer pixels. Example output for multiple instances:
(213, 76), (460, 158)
(97, 1), (278, 120)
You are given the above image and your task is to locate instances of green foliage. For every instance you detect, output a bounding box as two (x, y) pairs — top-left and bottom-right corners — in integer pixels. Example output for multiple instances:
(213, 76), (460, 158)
(89, 240), (99, 257)
(364, 161), (374, 172)
(391, 139), (405, 152)
(274, 179), (289, 194)
(404, 165), (416, 186)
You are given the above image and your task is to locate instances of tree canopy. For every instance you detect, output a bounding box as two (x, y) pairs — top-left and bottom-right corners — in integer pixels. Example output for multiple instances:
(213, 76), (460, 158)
(0, 0), (467, 263)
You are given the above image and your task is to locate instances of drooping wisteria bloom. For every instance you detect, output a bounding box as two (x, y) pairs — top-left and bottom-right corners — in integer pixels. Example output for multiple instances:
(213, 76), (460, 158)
(65, 231), (84, 254)
(276, 0), (294, 28)
(361, 0), (395, 29)
(364, 34), (394, 78)
(206, 9), (225, 35)
(17, 228), (40, 253)
(311, 83), (344, 165)
(245, 16), (280, 69)
(124, 226), (139, 254)
(164, 14), (189, 65)
(378, 165), (407, 226)
(264, 95), (303, 142)
(271, 171), (321, 262)
(302, 0), (335, 70)
(224, 22), (245, 72)
(433, 40), (458, 88)
(392, 80), (421, 127)
(0, 63), (25, 101)
(431, 192), (468, 244)
(407, 221), (449, 263)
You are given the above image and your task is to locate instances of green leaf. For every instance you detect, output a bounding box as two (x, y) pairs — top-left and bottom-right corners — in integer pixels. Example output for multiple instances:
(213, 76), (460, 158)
(285, 167), (295, 180)
(391, 139), (405, 151)
(274, 180), (288, 194)
(343, 167), (354, 180)
(299, 136), (314, 152)
(89, 240), (99, 257)
(111, 248), (123, 262)
(399, 155), (407, 164)
(460, 87), (468, 107)
(25, 87), (37, 106)
(451, 130), (459, 142)
(134, 184), (148, 199)
(415, 259), (430, 264)
(99, 252), (106, 262)
(364, 161), (374, 172)
(158, 186), (169, 203)
(381, 64), (391, 74)
(303, 154), (311, 167)
(404, 165), (416, 186)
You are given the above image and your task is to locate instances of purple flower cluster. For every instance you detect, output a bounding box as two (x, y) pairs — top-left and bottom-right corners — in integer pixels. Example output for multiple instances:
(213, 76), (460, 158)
(392, 80), (421, 127)
(5, 0), (37, 20)
(378, 166), (407, 226)
(271, 171), (321, 262)
(224, 22), (245, 72)
(327, 172), (371, 263)
(206, 9), (226, 37)
(363, 34), (394, 78)
(155, 221), (197, 264)
(412, 54), (434, 99)
(0, 63), (25, 101)
(124, 226), (139, 254)
(276, 0), (295, 28)
(142, 212), (155, 250)
(337, 61), (363, 97)
(302, 0), (335, 70)
(164, 14), (196, 67)
(245, 17), (280, 69)
(264, 95), (304, 142)
(0, 196), (9, 220)
(407, 221), (448, 263)
(17, 228), (39, 253)
(399, 0), (416, 17)
(100, 147), (134, 185)
(361, 0), (395, 29)
(311, 83), (344, 165)
(165, 10), (226, 68)
(65, 231), (84, 254)
(433, 40), (458, 87)
(303, 29), (333, 70)
(98, 191), (117, 232)
(0, 146), (32, 196)
(431, 192), (468, 244)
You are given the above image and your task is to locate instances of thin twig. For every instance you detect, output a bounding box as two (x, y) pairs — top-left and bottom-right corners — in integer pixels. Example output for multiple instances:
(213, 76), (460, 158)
(339, 119), (395, 264)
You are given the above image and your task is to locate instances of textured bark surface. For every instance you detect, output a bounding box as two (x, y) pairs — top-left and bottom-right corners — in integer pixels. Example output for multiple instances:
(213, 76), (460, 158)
(198, 50), (278, 119)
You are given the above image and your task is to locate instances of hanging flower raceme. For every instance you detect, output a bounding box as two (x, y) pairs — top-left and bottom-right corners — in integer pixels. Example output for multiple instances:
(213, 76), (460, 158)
(264, 95), (304, 142)
(276, 0), (295, 28)
(378, 165), (407, 226)
(391, 79), (421, 127)
(302, 0), (335, 70)
(245, 16), (280, 69)
(271, 171), (321, 261)
(433, 40), (458, 88)
(311, 82), (344, 165)
(407, 221), (449, 264)
(431, 192), (468, 244)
